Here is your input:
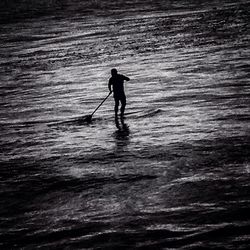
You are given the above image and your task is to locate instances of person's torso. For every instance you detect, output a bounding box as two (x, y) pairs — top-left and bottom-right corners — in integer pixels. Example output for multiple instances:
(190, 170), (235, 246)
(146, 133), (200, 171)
(110, 74), (125, 96)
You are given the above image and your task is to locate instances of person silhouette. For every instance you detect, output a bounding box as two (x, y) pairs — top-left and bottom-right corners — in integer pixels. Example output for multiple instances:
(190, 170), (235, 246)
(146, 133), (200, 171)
(108, 68), (130, 119)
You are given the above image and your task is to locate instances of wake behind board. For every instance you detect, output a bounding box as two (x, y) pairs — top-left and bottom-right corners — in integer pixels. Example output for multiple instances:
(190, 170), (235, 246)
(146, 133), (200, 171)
(47, 115), (92, 127)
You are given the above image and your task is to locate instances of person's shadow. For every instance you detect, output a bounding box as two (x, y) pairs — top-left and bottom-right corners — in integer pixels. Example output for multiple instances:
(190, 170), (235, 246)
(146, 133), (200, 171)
(113, 117), (130, 153)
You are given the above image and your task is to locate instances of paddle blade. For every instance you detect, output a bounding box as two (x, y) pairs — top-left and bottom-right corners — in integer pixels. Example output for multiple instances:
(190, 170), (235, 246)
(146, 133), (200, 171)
(76, 115), (92, 125)
(85, 115), (92, 123)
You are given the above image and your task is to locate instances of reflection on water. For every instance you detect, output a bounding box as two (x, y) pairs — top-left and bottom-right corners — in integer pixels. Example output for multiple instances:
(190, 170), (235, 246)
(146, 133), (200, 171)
(114, 117), (130, 152)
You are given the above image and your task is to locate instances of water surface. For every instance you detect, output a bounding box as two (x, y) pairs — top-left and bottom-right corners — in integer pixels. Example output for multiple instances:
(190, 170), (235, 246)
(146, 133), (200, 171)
(0, 0), (250, 249)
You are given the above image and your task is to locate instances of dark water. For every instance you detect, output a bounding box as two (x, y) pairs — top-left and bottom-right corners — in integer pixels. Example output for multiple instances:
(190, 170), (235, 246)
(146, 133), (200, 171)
(1, 0), (250, 249)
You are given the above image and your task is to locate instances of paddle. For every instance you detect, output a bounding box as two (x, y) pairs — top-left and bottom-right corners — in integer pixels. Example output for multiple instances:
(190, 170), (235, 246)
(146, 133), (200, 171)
(84, 92), (112, 123)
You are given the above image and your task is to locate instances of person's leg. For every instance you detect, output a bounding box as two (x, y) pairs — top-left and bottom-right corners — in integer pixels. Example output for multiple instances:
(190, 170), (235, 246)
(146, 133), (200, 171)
(114, 97), (119, 117)
(120, 95), (126, 118)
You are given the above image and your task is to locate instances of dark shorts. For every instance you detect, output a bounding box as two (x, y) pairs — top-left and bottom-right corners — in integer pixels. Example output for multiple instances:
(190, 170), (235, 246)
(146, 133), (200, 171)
(114, 94), (126, 106)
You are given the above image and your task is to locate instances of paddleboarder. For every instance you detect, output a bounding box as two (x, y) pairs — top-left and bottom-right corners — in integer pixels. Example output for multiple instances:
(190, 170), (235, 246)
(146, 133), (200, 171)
(108, 68), (130, 119)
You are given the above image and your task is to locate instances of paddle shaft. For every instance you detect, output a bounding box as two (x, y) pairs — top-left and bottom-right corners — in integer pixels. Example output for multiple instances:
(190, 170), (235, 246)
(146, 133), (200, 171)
(91, 92), (112, 117)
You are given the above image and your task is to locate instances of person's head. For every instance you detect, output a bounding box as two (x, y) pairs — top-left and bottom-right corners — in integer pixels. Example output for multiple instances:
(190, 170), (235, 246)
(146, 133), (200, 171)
(111, 68), (118, 76)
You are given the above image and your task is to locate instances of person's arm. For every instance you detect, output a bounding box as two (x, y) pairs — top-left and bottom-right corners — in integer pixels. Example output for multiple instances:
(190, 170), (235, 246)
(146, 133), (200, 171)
(108, 78), (112, 93)
(122, 75), (130, 81)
